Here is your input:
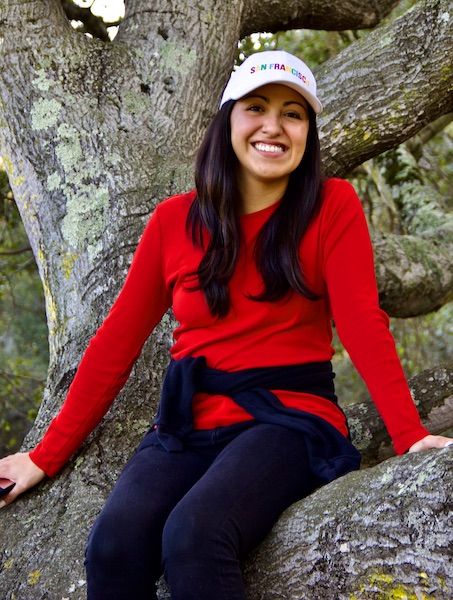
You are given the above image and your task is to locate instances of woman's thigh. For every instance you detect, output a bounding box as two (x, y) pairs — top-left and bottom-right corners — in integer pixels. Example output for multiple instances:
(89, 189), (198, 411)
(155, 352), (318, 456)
(85, 429), (213, 582)
(162, 423), (318, 591)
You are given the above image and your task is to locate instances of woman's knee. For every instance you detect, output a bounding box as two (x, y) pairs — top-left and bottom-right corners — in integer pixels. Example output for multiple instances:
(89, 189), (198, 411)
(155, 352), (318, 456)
(162, 499), (221, 564)
(85, 508), (163, 599)
(85, 509), (129, 572)
(86, 497), (160, 571)
(162, 504), (198, 563)
(162, 493), (243, 574)
(162, 498), (247, 599)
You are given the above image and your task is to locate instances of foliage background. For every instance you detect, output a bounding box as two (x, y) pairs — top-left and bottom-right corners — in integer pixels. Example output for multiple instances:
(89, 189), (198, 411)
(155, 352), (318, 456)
(0, 162), (47, 455)
(0, 0), (451, 455)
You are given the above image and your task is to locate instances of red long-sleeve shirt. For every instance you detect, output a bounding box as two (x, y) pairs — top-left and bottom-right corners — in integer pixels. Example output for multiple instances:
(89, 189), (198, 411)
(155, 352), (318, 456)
(30, 178), (429, 476)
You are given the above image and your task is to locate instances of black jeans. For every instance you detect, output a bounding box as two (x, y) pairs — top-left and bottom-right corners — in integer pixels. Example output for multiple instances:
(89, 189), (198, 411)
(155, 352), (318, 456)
(85, 421), (319, 600)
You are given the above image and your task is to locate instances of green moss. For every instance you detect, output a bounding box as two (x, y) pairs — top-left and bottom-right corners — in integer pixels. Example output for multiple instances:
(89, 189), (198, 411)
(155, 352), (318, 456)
(348, 416), (373, 446)
(397, 236), (446, 294)
(55, 123), (83, 172)
(74, 455), (85, 470)
(106, 152), (121, 165)
(201, 10), (215, 24)
(40, 268), (58, 342)
(370, 573), (394, 586)
(61, 184), (110, 258)
(2, 154), (25, 188)
(60, 250), (78, 279)
(50, 123), (111, 257)
(2, 557), (14, 570)
(40, 57), (52, 69)
(397, 181), (453, 233)
(132, 419), (151, 436)
(379, 34), (393, 48)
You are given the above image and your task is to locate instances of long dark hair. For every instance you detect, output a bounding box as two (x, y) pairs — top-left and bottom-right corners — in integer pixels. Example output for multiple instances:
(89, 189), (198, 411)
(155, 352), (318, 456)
(187, 99), (324, 318)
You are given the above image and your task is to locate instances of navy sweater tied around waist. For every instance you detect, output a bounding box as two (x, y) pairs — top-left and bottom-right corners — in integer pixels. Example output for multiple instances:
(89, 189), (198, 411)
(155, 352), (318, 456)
(154, 356), (361, 484)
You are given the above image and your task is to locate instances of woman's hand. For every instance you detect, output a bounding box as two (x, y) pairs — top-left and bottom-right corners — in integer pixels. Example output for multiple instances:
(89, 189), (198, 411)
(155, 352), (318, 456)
(408, 434), (453, 453)
(0, 452), (46, 508)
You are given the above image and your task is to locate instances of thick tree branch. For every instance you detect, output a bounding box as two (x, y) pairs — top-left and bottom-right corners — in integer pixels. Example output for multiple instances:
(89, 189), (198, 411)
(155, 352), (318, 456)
(313, 1), (453, 318)
(372, 227), (453, 317)
(240, 0), (400, 37)
(371, 150), (453, 317)
(406, 112), (453, 160)
(318, 0), (453, 178)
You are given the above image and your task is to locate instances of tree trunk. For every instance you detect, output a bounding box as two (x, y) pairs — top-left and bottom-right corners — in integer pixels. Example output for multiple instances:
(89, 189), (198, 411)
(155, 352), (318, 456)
(0, 0), (452, 596)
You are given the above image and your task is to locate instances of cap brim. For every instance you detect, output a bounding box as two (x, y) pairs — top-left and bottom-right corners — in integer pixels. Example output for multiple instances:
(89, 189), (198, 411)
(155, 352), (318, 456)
(220, 78), (322, 114)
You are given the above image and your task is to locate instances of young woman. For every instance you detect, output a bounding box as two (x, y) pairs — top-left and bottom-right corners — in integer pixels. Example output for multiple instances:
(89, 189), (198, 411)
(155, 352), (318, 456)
(1, 50), (451, 599)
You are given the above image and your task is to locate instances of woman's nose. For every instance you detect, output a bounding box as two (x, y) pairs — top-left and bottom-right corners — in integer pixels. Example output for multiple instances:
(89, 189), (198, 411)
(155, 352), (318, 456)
(261, 113), (282, 136)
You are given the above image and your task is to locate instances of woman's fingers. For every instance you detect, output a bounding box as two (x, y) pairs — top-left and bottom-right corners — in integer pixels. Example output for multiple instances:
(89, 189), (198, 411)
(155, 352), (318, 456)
(408, 434), (453, 453)
(0, 452), (46, 507)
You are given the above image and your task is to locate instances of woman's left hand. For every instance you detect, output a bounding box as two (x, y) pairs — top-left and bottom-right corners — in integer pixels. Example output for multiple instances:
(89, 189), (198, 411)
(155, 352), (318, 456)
(408, 434), (453, 453)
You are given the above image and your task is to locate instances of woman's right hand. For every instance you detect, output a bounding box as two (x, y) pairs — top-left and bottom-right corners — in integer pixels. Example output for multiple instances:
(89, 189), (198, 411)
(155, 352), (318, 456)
(0, 452), (46, 508)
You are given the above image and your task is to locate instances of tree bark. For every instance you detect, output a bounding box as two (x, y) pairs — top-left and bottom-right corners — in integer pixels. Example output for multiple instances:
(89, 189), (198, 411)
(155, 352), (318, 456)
(0, 0), (452, 596)
(373, 169), (453, 316)
(240, 0), (401, 36)
(406, 113), (453, 160)
(316, 0), (453, 317)
(373, 226), (453, 317)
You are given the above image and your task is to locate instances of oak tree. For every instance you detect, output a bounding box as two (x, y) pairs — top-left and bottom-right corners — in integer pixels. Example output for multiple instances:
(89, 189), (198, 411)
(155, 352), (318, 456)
(0, 0), (452, 597)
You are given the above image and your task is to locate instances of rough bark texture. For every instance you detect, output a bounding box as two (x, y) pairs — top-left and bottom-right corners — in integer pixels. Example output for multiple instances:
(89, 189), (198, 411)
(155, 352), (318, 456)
(0, 0), (452, 597)
(373, 227), (453, 316)
(373, 173), (453, 316)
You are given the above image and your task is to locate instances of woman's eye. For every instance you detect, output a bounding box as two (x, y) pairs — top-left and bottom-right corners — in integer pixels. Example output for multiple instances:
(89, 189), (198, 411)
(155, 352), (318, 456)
(247, 105), (263, 112)
(285, 111), (301, 119)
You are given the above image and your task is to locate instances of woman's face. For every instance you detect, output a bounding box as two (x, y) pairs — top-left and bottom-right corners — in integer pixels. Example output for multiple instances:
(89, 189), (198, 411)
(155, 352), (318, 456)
(230, 83), (310, 195)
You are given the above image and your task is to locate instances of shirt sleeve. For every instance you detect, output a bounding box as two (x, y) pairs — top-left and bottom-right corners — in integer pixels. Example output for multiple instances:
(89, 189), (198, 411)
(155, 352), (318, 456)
(30, 207), (172, 476)
(321, 179), (429, 454)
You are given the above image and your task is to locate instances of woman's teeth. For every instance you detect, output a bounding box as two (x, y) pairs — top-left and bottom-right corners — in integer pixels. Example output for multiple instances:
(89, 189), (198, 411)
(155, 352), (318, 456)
(254, 143), (285, 153)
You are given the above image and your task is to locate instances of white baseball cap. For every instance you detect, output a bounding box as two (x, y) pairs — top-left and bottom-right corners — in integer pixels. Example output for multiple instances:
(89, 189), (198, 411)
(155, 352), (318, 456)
(219, 50), (322, 114)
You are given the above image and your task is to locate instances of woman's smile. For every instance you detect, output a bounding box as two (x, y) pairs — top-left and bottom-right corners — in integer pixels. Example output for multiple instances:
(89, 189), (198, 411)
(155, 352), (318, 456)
(252, 142), (287, 154)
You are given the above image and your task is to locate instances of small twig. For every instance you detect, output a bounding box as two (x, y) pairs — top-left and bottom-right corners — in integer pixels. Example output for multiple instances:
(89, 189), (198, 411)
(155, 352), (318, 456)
(0, 246), (32, 256)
